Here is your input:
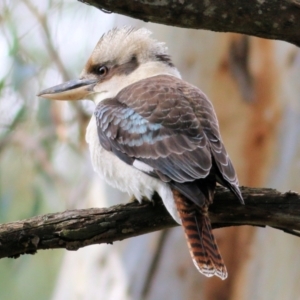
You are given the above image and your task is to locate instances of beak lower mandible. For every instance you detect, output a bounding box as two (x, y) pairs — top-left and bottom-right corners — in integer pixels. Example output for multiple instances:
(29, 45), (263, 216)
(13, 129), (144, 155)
(37, 78), (98, 101)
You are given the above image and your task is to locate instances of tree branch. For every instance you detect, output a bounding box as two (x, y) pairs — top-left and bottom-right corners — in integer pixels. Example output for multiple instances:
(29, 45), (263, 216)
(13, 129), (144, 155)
(79, 0), (300, 47)
(0, 187), (299, 259)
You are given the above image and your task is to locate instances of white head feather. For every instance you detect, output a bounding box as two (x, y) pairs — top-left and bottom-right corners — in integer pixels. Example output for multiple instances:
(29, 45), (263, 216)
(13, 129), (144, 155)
(80, 27), (181, 103)
(89, 27), (170, 66)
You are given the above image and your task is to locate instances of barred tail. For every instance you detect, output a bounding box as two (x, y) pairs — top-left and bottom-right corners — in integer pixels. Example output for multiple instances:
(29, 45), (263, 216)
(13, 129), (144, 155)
(173, 190), (227, 280)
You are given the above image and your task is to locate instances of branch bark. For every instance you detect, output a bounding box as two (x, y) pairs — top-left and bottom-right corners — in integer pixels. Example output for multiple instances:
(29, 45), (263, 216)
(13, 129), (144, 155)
(0, 187), (299, 259)
(79, 0), (300, 47)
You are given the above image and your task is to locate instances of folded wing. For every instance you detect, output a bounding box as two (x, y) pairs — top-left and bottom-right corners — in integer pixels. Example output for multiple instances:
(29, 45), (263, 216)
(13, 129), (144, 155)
(95, 74), (243, 206)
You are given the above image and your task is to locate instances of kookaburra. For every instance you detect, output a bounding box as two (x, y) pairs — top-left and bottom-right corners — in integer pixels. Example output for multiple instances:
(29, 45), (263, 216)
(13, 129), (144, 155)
(38, 27), (244, 280)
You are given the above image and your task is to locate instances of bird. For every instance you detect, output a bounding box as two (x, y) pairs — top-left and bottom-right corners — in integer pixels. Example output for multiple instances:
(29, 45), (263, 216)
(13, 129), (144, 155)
(38, 27), (244, 280)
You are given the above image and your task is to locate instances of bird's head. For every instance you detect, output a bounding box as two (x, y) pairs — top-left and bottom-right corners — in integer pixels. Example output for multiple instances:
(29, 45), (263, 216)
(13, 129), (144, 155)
(38, 27), (180, 103)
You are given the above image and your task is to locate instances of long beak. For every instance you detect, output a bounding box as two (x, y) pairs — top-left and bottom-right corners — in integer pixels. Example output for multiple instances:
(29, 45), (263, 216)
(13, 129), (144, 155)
(37, 78), (98, 101)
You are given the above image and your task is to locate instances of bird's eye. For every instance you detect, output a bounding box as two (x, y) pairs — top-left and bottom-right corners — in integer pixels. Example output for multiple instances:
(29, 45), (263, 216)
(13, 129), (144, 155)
(98, 66), (108, 76)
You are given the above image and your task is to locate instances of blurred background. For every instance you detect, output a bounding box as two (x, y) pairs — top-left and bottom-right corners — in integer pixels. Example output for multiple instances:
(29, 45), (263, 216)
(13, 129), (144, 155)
(0, 0), (300, 299)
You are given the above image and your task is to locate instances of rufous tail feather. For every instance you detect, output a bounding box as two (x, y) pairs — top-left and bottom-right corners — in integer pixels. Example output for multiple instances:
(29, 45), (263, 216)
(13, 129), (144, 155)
(173, 190), (227, 280)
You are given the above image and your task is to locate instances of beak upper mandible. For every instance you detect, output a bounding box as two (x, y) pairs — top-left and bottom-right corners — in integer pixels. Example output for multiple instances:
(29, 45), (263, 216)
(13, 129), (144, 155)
(37, 78), (98, 101)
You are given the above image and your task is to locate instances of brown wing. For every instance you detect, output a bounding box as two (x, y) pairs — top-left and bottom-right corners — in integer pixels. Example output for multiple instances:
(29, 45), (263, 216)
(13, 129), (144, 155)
(95, 74), (243, 205)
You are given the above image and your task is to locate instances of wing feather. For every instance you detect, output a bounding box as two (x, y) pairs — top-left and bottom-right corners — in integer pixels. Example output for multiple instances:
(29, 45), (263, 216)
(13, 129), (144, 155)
(95, 75), (242, 205)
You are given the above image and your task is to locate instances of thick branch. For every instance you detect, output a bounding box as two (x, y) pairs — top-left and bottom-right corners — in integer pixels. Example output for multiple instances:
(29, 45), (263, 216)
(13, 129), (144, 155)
(0, 187), (300, 259)
(80, 0), (300, 47)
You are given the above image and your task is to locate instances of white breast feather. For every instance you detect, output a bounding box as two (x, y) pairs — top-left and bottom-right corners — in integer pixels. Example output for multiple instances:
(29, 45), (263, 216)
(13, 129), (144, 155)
(86, 116), (181, 224)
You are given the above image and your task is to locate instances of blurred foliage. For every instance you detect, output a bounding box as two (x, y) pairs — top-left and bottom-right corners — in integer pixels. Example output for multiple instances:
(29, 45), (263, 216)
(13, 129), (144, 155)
(0, 0), (112, 299)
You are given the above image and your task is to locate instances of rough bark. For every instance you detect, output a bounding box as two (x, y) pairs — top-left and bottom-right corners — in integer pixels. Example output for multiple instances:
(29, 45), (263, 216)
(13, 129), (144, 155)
(0, 186), (299, 259)
(80, 0), (300, 47)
